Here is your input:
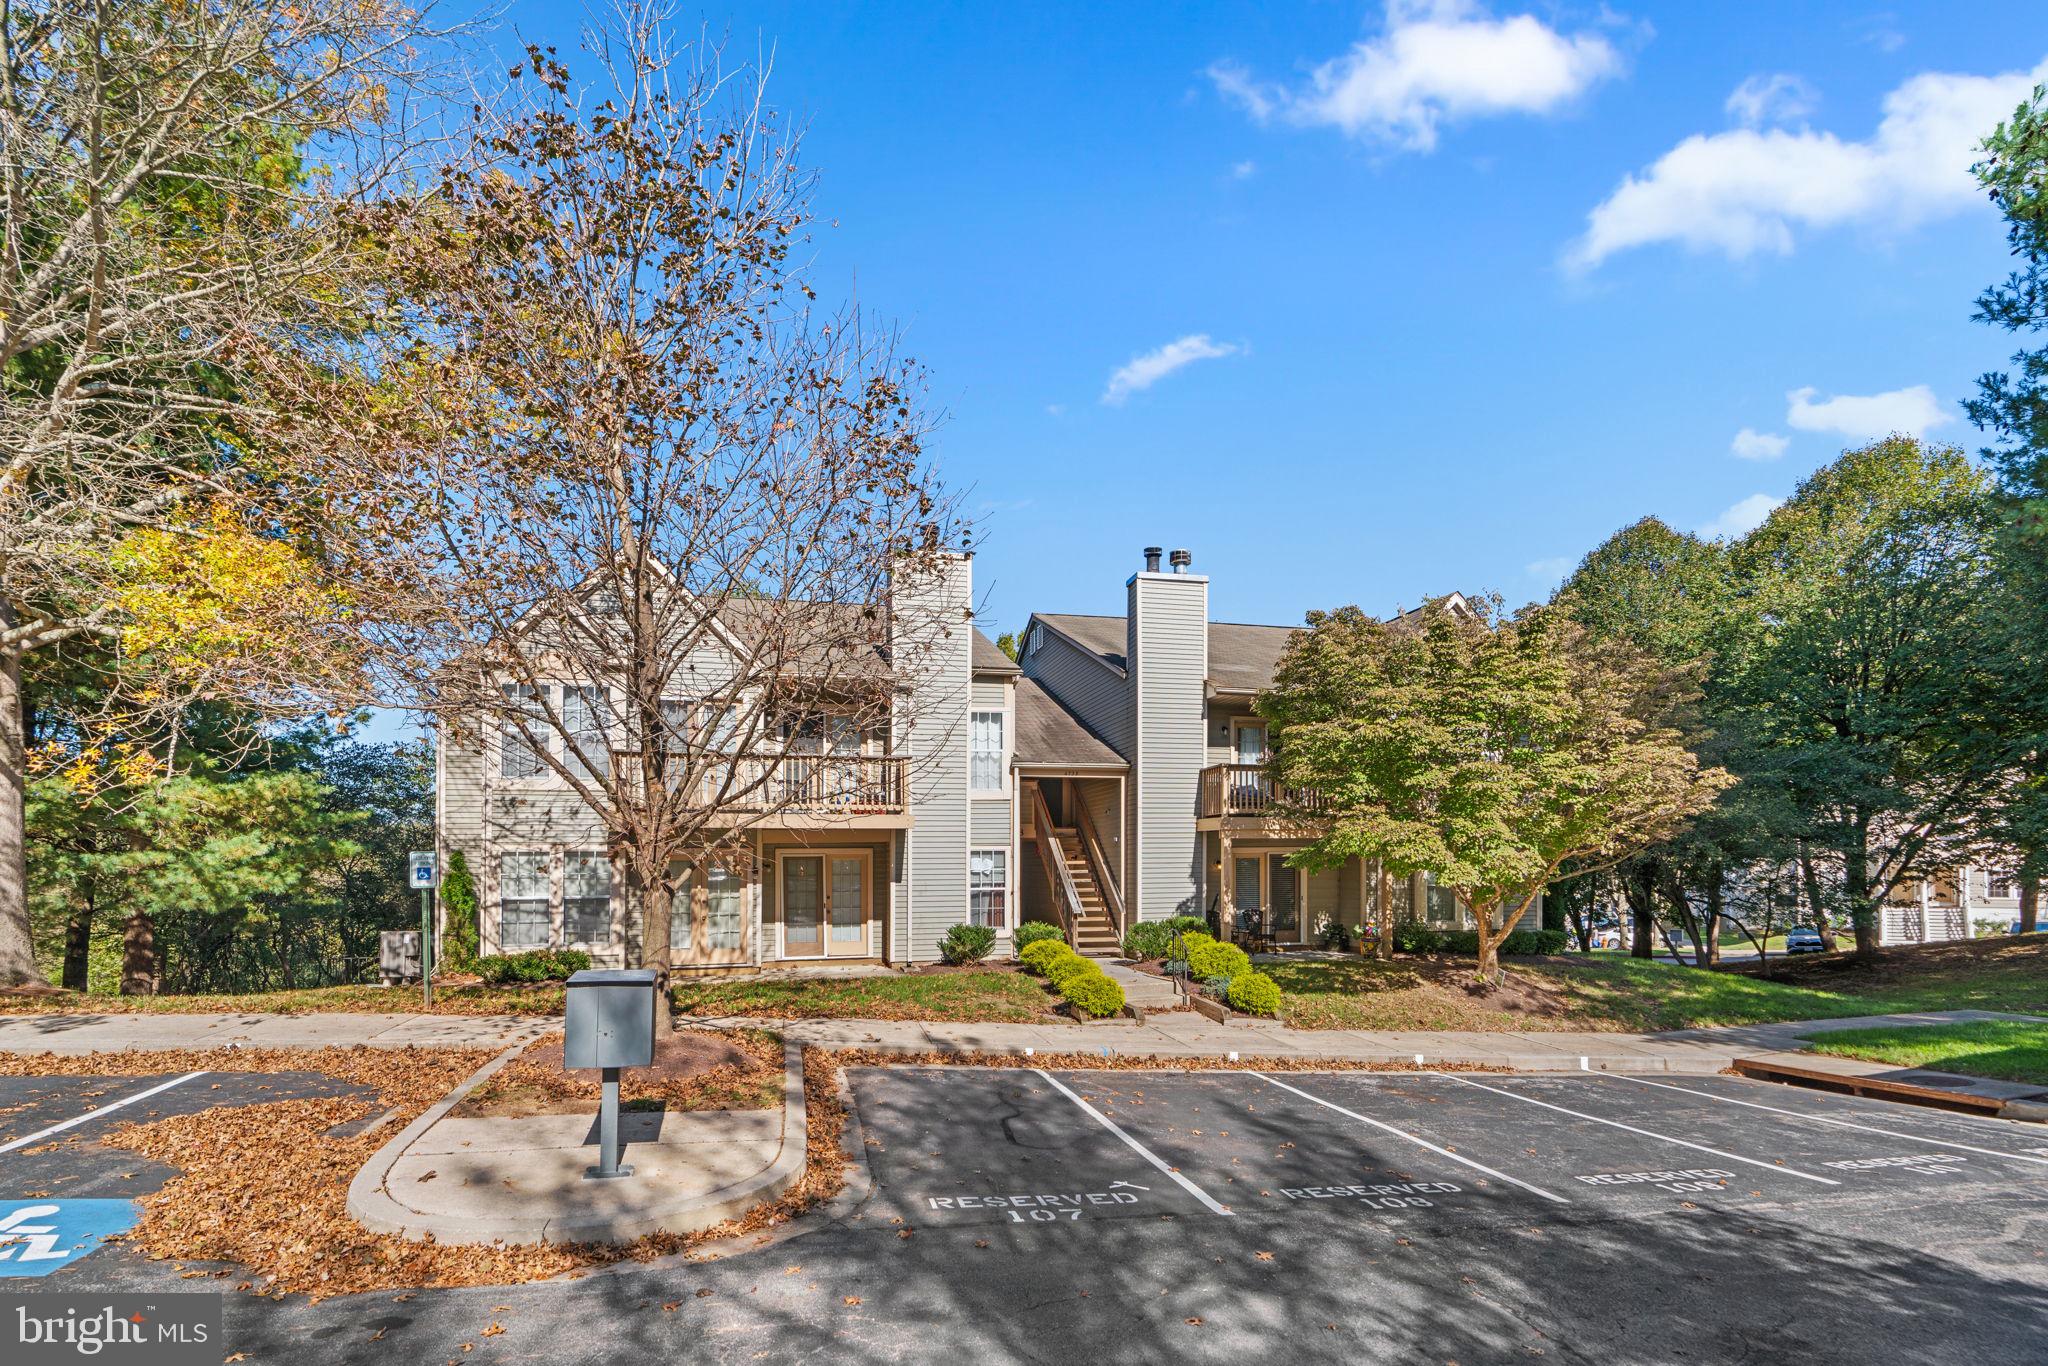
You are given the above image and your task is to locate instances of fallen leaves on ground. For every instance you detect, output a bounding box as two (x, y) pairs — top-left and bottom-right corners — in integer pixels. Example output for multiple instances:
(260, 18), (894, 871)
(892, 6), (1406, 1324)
(456, 1030), (782, 1117)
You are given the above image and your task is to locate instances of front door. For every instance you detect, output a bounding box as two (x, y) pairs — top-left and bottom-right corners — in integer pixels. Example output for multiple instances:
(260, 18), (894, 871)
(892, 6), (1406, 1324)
(1233, 855), (1263, 937)
(780, 851), (871, 959)
(1268, 853), (1301, 941)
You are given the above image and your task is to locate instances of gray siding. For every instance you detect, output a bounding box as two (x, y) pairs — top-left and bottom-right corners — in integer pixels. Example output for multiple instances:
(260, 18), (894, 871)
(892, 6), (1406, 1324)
(970, 798), (1011, 847)
(1021, 627), (1131, 758)
(970, 679), (1009, 711)
(1130, 573), (1208, 922)
(896, 554), (974, 962)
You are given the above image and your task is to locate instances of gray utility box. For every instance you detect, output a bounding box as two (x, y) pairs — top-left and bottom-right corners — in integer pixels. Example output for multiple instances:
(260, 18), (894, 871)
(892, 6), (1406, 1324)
(563, 969), (658, 1070)
(378, 930), (422, 986)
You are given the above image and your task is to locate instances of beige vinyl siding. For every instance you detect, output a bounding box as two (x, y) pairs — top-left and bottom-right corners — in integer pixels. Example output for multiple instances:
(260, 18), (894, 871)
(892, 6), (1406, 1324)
(1308, 866), (1341, 937)
(1130, 573), (1208, 922)
(1021, 626), (1132, 758)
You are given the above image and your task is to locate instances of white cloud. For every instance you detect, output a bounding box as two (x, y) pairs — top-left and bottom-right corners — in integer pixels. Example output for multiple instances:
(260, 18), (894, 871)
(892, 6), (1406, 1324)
(1569, 56), (2048, 268)
(1229, 159), (1258, 179)
(1784, 384), (1951, 438)
(1526, 555), (1575, 585)
(1101, 334), (1241, 405)
(1698, 493), (1782, 540)
(1725, 73), (1817, 128)
(1209, 0), (1625, 153)
(1730, 427), (1790, 461)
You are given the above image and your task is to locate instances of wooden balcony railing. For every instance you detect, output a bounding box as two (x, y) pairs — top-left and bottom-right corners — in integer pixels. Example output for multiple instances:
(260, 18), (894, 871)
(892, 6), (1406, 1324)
(1198, 763), (1331, 819)
(617, 753), (909, 814)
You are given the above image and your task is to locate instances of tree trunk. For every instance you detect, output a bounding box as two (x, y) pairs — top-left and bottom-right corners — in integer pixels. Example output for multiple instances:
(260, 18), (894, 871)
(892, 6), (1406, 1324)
(1564, 879), (1592, 953)
(62, 895), (95, 992)
(1799, 843), (1838, 952)
(1845, 822), (1878, 961)
(2022, 877), (2040, 935)
(120, 910), (158, 996)
(1702, 874), (1723, 968)
(638, 868), (675, 1038)
(1624, 865), (1656, 961)
(0, 638), (44, 987)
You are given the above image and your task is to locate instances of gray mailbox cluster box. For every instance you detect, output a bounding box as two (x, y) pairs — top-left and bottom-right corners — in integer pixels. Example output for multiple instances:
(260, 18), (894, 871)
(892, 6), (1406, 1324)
(564, 969), (658, 1070)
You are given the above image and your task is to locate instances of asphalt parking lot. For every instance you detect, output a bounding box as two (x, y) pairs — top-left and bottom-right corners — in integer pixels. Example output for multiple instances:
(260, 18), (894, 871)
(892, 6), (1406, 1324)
(6, 1062), (2048, 1364)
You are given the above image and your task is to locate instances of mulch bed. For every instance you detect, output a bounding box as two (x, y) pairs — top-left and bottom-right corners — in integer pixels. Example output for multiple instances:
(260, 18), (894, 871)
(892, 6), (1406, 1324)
(455, 1030), (783, 1117)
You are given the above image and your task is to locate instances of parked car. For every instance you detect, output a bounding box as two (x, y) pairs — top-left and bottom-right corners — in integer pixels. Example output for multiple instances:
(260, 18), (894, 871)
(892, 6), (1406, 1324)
(1783, 928), (1826, 954)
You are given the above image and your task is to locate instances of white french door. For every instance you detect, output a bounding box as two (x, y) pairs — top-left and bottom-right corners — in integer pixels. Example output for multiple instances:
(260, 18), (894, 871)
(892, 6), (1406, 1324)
(778, 851), (871, 959)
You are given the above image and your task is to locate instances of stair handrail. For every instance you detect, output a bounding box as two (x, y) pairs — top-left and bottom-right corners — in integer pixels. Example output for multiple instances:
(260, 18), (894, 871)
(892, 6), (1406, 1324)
(1029, 782), (1086, 949)
(1072, 789), (1126, 941)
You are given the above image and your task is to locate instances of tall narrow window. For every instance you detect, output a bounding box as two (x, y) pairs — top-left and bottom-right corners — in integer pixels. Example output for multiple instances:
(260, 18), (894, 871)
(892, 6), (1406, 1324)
(970, 710), (1005, 791)
(970, 849), (1007, 928)
(500, 684), (547, 779)
(499, 852), (551, 949)
(705, 864), (744, 952)
(563, 852), (612, 945)
(562, 686), (611, 778)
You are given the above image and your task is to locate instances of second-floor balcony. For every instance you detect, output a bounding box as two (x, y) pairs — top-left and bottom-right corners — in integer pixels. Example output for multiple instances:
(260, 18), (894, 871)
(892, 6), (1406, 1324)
(613, 752), (911, 822)
(1198, 763), (1331, 821)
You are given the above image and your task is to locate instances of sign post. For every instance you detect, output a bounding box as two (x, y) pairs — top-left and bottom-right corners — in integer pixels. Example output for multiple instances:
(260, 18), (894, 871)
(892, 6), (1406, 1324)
(409, 852), (438, 1008)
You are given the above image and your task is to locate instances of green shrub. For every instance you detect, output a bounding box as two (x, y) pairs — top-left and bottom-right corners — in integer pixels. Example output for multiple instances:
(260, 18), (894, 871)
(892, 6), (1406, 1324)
(1019, 939), (1070, 974)
(440, 850), (480, 971)
(940, 923), (998, 965)
(1226, 971), (1283, 1016)
(1062, 969), (1126, 1018)
(477, 948), (592, 984)
(1178, 930), (1215, 952)
(1186, 940), (1251, 982)
(1121, 922), (1174, 960)
(1317, 921), (1354, 951)
(1163, 915), (1209, 936)
(1392, 926), (1566, 956)
(1044, 951), (1095, 989)
(1013, 921), (1065, 952)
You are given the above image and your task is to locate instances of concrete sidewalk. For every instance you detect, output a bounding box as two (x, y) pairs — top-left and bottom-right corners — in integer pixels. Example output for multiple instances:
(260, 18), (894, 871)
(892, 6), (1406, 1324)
(0, 1010), (553, 1055)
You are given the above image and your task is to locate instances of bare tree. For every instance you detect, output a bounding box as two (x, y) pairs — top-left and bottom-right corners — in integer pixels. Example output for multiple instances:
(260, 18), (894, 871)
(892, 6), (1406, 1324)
(318, 6), (961, 1027)
(0, 0), (462, 985)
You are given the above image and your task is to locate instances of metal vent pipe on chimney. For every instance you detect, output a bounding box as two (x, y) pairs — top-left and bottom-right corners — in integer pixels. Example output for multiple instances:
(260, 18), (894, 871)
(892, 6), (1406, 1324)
(1169, 549), (1192, 574)
(1143, 546), (1162, 573)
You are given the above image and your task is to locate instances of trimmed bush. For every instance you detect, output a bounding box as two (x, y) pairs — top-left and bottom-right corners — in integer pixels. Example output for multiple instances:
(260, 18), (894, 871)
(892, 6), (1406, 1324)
(940, 923), (998, 965)
(1226, 970), (1283, 1016)
(1062, 970), (1126, 1019)
(1162, 915), (1209, 936)
(1121, 922), (1173, 960)
(477, 948), (592, 984)
(1392, 926), (1569, 956)
(1019, 939), (1070, 974)
(1178, 930), (1215, 952)
(1013, 921), (1065, 952)
(1186, 940), (1251, 982)
(1044, 951), (1095, 989)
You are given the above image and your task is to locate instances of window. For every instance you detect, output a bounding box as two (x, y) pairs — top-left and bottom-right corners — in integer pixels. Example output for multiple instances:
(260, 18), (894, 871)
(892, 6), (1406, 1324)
(1425, 873), (1464, 927)
(563, 852), (612, 945)
(499, 852), (551, 949)
(500, 684), (547, 779)
(970, 710), (1005, 791)
(562, 686), (612, 778)
(1988, 871), (2018, 900)
(706, 863), (745, 951)
(970, 849), (1007, 928)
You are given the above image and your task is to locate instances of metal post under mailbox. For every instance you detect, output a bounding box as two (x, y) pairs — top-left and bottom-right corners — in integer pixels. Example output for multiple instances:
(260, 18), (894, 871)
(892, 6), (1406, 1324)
(563, 968), (658, 1180)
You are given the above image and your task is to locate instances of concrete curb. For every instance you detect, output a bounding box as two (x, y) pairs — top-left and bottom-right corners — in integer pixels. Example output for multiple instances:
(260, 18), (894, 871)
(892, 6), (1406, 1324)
(346, 1039), (808, 1246)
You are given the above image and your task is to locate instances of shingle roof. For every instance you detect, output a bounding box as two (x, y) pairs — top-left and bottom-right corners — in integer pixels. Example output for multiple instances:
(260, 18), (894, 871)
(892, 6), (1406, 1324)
(971, 628), (1020, 675)
(1031, 612), (1303, 694)
(1013, 677), (1125, 769)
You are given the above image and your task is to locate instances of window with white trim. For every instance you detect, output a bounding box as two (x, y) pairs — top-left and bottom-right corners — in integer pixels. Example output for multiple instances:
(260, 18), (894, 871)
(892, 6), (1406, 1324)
(969, 848), (1007, 928)
(970, 710), (1004, 791)
(499, 852), (551, 949)
(562, 686), (612, 778)
(563, 852), (612, 945)
(500, 684), (547, 779)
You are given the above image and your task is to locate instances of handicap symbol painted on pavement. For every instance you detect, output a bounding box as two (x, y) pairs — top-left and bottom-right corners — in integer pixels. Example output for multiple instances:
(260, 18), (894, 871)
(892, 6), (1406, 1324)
(0, 1200), (138, 1276)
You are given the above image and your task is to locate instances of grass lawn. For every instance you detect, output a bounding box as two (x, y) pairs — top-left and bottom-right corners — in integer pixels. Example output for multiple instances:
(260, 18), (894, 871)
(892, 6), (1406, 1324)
(0, 981), (567, 1016)
(1800, 1020), (2048, 1088)
(671, 968), (1055, 1022)
(1264, 936), (2048, 1033)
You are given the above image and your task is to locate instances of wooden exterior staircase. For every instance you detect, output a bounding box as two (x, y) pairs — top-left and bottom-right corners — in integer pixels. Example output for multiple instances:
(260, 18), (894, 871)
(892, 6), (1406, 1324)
(1048, 827), (1121, 956)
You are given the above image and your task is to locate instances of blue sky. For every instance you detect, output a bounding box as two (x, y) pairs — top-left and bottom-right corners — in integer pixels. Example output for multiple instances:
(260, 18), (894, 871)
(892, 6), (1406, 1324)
(453, 0), (2047, 637)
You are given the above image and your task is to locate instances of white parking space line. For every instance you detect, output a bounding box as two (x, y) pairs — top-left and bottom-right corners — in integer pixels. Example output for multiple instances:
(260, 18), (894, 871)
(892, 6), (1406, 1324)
(1033, 1070), (1234, 1217)
(1608, 1074), (2048, 1169)
(0, 1071), (209, 1156)
(1247, 1071), (1571, 1204)
(1443, 1074), (1840, 1186)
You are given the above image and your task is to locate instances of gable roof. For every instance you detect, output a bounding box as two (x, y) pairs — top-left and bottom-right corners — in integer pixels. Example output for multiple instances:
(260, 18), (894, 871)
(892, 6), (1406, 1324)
(971, 627), (1020, 676)
(1013, 677), (1124, 769)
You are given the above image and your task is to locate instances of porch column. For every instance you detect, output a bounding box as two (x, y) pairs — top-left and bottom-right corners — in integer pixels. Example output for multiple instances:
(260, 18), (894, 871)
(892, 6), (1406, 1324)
(1219, 831), (1235, 942)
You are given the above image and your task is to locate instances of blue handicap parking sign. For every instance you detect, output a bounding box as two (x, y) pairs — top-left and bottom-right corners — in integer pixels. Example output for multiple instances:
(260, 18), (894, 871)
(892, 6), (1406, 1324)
(0, 1200), (138, 1277)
